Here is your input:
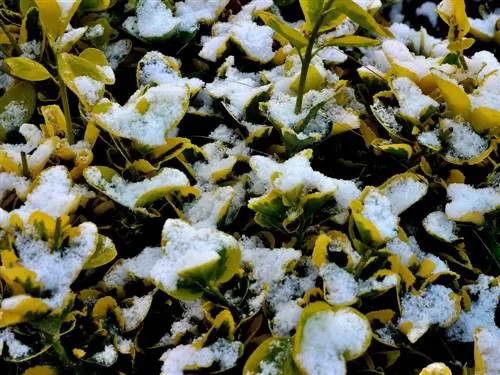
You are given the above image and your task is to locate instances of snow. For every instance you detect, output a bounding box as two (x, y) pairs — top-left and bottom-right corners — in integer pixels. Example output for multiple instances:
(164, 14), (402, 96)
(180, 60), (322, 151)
(176, 0), (229, 32)
(231, 22), (275, 62)
(329, 236), (361, 268)
(20, 40), (41, 59)
(447, 275), (499, 342)
(158, 300), (204, 345)
(388, 23), (449, 57)
(469, 72), (500, 112)
(199, 35), (230, 62)
(92, 344), (118, 366)
(272, 301), (303, 336)
(423, 211), (458, 242)
(375, 324), (398, 346)
(93, 84), (189, 146)
(399, 285), (458, 342)
(184, 185), (234, 228)
(0, 329), (31, 359)
(418, 130), (441, 149)
(194, 140), (250, 184)
(358, 273), (399, 294)
(56, 0), (78, 18)
(268, 262), (317, 335)
(15, 222), (99, 308)
(380, 174), (428, 215)
(0, 101), (28, 133)
(148, 219), (238, 292)
(0, 172), (30, 201)
(116, 336), (133, 354)
(240, 236), (301, 291)
(469, 12), (500, 39)
(206, 57), (270, 119)
(371, 99), (401, 134)
(103, 39), (132, 69)
(445, 183), (500, 221)
(265, 88), (360, 139)
(474, 327), (500, 375)
(56, 27), (87, 50)
(296, 308), (371, 375)
(123, 246), (163, 280)
(442, 118), (488, 162)
(85, 24), (105, 39)
(386, 236), (450, 275)
(72, 76), (104, 106)
(364, 39), (441, 78)
(416, 2), (438, 27)
(137, 51), (203, 94)
(320, 263), (358, 305)
(84, 166), (189, 210)
(249, 151), (361, 211)
(103, 261), (131, 289)
(123, 0), (179, 39)
(160, 338), (241, 375)
(392, 77), (438, 120)
(13, 166), (93, 222)
(122, 293), (154, 331)
(199, 0), (275, 63)
(361, 188), (398, 240)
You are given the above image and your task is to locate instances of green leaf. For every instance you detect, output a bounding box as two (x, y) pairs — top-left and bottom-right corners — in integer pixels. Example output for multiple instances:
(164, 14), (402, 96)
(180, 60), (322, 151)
(0, 81), (36, 137)
(258, 11), (307, 49)
(244, 337), (297, 375)
(333, 0), (393, 37)
(4, 57), (52, 81)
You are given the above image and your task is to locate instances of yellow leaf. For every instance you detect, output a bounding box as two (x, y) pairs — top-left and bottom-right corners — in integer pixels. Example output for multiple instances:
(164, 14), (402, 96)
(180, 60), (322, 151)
(79, 48), (115, 84)
(420, 156), (433, 176)
(34, 0), (82, 40)
(321, 35), (380, 47)
(4, 57), (52, 81)
(470, 107), (500, 134)
(41, 105), (67, 137)
(131, 159), (157, 173)
(419, 363), (452, 375)
(447, 169), (466, 184)
(374, 140), (413, 160)
(312, 233), (330, 268)
(0, 296), (50, 328)
(290, 65), (325, 94)
(366, 309), (395, 324)
(294, 302), (372, 374)
(83, 235), (117, 269)
(243, 337), (295, 375)
(92, 296), (125, 331)
(20, 0), (35, 15)
(333, 0), (393, 37)
(257, 11), (307, 49)
(437, 0), (470, 40)
(23, 366), (58, 375)
(84, 121), (100, 146)
(433, 73), (471, 119)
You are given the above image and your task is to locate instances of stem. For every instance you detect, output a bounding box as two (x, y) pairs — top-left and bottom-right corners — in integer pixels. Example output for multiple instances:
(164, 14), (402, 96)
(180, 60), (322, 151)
(294, 0), (335, 114)
(0, 41), (9, 56)
(203, 284), (231, 307)
(51, 339), (71, 364)
(57, 63), (74, 144)
(0, 18), (22, 55)
(20, 151), (29, 177)
(53, 217), (62, 250)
